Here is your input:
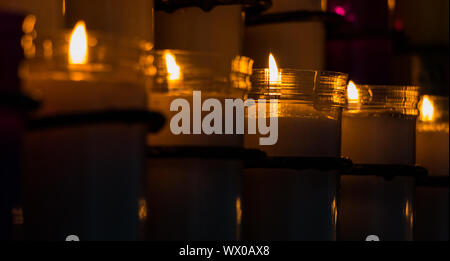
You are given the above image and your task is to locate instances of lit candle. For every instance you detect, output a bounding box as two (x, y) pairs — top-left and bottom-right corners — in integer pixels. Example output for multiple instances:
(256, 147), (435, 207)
(340, 82), (420, 241)
(244, 0), (326, 69)
(21, 21), (151, 240)
(144, 50), (253, 240)
(414, 95), (449, 241)
(416, 95), (449, 177)
(243, 54), (347, 240)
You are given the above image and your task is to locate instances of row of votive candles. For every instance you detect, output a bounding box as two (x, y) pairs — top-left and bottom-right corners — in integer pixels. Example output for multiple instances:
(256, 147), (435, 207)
(9, 21), (449, 241)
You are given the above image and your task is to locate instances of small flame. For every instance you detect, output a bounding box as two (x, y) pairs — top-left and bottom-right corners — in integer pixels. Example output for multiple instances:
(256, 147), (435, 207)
(268, 53), (281, 84)
(69, 21), (88, 65)
(165, 51), (181, 81)
(347, 81), (359, 102)
(421, 96), (434, 122)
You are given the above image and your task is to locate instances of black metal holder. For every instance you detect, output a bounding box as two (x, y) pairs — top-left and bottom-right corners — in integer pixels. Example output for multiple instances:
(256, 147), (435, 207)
(25, 110), (165, 133)
(344, 164), (428, 181)
(245, 156), (352, 172)
(147, 145), (266, 160)
(156, 0), (271, 13)
(0, 93), (40, 112)
(245, 10), (345, 26)
(416, 176), (449, 188)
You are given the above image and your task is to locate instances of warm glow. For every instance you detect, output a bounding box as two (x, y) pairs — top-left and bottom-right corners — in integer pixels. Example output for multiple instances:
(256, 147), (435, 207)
(236, 197), (242, 226)
(268, 53), (281, 84)
(165, 51), (181, 81)
(69, 21), (88, 64)
(421, 96), (434, 122)
(347, 81), (359, 102)
(388, 0), (396, 12)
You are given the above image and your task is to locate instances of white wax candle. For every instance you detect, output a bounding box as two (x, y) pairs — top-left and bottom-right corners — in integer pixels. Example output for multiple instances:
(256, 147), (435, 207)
(416, 125), (449, 176)
(245, 103), (339, 157)
(155, 5), (243, 62)
(244, 22), (325, 69)
(65, 0), (154, 41)
(341, 114), (416, 165)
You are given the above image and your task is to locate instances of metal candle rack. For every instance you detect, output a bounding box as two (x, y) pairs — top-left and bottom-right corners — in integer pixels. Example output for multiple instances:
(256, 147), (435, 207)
(339, 164), (428, 241)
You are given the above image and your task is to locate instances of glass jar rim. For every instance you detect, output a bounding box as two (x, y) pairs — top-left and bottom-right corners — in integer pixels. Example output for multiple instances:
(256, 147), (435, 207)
(345, 84), (420, 116)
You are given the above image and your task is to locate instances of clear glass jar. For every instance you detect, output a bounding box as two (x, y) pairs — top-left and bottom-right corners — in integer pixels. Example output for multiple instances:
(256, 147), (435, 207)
(147, 50), (254, 147)
(243, 69), (347, 241)
(340, 84), (421, 241)
(19, 25), (153, 240)
(144, 50), (253, 240)
(245, 69), (348, 157)
(20, 29), (152, 116)
(342, 84), (420, 165)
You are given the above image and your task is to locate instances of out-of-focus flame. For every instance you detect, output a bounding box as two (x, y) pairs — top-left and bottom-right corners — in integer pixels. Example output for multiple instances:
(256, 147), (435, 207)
(268, 53), (281, 84)
(347, 81), (359, 102)
(421, 96), (434, 122)
(165, 51), (181, 81)
(69, 21), (88, 65)
(388, 0), (396, 12)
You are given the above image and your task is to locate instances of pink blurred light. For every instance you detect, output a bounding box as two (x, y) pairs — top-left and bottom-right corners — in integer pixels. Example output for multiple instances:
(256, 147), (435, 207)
(334, 6), (346, 16)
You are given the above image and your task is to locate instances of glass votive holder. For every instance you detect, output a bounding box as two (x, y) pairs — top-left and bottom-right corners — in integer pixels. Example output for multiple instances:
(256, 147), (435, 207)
(339, 84), (421, 241)
(19, 24), (157, 240)
(144, 50), (253, 240)
(415, 95), (449, 241)
(243, 69), (348, 240)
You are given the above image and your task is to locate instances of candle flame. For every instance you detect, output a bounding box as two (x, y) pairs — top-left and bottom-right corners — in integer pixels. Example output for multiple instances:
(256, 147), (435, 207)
(165, 51), (181, 81)
(347, 81), (359, 102)
(69, 21), (88, 65)
(268, 53), (281, 84)
(421, 96), (434, 122)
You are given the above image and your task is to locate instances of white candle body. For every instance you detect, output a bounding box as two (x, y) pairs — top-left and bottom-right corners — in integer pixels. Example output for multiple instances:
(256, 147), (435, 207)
(341, 114), (416, 165)
(65, 0), (154, 41)
(21, 78), (147, 240)
(244, 22), (325, 69)
(416, 127), (449, 176)
(155, 6), (243, 62)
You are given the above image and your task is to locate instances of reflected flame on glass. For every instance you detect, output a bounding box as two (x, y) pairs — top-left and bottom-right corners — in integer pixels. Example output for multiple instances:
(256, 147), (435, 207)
(69, 21), (89, 65)
(138, 198), (148, 221)
(236, 197), (242, 226)
(420, 96), (434, 122)
(165, 51), (181, 81)
(347, 81), (359, 102)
